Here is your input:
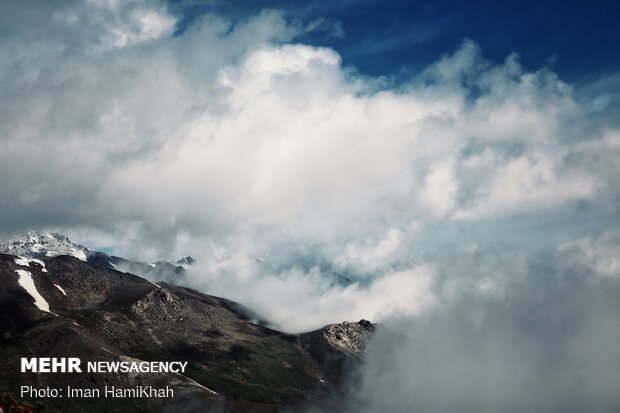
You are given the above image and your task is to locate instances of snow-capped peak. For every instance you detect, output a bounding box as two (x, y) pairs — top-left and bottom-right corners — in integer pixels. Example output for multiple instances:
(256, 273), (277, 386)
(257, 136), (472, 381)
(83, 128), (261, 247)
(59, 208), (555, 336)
(0, 231), (91, 262)
(1, 231), (192, 285)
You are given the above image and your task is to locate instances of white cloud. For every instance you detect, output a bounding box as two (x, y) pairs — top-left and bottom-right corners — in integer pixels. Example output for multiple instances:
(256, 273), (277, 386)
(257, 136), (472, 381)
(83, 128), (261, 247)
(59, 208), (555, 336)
(420, 159), (458, 217)
(52, 0), (176, 52)
(453, 150), (598, 220)
(185, 247), (436, 332)
(559, 229), (620, 278)
(90, 38), (604, 243)
(340, 227), (403, 269)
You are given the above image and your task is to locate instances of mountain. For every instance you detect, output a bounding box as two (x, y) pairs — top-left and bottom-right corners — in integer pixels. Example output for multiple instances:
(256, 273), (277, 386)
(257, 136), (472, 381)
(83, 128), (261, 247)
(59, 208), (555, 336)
(0, 232), (192, 285)
(0, 249), (374, 412)
(0, 232), (91, 260)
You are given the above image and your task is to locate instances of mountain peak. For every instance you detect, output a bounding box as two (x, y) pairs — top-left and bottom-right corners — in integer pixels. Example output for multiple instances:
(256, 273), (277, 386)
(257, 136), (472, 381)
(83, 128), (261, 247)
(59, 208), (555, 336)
(0, 231), (89, 261)
(176, 255), (196, 266)
(0, 232), (191, 285)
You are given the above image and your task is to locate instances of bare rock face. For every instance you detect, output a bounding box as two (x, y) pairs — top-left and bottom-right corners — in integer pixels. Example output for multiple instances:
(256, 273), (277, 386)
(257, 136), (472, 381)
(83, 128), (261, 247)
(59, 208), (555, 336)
(301, 320), (375, 385)
(321, 320), (375, 359)
(0, 252), (374, 412)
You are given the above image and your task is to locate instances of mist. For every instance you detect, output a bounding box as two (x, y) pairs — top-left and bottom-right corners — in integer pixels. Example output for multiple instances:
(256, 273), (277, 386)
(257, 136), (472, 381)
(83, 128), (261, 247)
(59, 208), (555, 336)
(298, 246), (620, 412)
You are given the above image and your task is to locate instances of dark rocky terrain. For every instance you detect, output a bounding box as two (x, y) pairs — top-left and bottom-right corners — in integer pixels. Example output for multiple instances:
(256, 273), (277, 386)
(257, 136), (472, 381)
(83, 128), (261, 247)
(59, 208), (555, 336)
(0, 252), (374, 412)
(1, 393), (60, 413)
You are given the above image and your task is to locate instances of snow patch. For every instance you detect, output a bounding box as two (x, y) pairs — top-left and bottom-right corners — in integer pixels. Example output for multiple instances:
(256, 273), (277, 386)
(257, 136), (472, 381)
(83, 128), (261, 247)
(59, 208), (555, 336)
(174, 372), (218, 394)
(14, 257), (30, 266)
(31, 258), (48, 272)
(15, 269), (53, 314)
(14, 256), (48, 272)
(100, 346), (115, 355)
(71, 247), (87, 261)
(54, 284), (67, 296)
(148, 280), (161, 288)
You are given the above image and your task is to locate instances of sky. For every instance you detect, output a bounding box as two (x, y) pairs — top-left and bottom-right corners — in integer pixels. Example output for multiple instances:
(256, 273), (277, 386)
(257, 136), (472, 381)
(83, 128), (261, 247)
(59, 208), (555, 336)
(171, 0), (620, 84)
(1, 1), (620, 411)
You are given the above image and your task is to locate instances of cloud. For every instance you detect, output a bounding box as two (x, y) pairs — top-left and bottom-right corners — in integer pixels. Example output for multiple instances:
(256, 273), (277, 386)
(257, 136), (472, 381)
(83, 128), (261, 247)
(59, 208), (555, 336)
(452, 149), (597, 220)
(117, 226), (435, 333)
(338, 227), (404, 270)
(55, 0), (177, 51)
(1, 4), (613, 241)
(1, 0), (619, 327)
(303, 17), (345, 38)
(334, 247), (620, 413)
(93, 38), (605, 242)
(559, 229), (620, 278)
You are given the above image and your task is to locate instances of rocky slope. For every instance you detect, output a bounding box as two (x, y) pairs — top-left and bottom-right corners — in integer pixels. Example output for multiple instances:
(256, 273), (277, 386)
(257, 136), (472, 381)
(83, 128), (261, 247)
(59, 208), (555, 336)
(0, 252), (373, 412)
(1, 393), (60, 413)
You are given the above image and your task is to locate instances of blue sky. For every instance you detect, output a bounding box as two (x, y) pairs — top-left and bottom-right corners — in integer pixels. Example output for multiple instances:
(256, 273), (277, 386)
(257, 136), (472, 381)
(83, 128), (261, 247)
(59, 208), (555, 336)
(170, 0), (620, 83)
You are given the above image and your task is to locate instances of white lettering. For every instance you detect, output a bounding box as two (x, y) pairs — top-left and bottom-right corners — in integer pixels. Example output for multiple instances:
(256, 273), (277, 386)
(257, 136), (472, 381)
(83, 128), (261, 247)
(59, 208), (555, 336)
(21, 358), (82, 373)
(21, 358), (37, 373)
(39, 358), (50, 373)
(68, 357), (82, 372)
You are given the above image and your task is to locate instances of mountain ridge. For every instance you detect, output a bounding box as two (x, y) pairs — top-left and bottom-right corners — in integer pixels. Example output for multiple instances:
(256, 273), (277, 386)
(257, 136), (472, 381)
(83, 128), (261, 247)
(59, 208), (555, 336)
(0, 231), (192, 285)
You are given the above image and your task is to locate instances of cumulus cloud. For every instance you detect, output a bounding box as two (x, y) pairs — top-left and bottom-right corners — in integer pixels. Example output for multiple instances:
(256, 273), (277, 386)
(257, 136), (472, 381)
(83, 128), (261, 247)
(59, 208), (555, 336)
(1, 0), (619, 317)
(92, 38), (605, 246)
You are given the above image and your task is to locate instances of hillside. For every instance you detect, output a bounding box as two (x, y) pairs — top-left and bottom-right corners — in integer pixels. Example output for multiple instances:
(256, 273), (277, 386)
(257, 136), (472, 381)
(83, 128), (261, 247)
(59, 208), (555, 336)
(0, 252), (373, 412)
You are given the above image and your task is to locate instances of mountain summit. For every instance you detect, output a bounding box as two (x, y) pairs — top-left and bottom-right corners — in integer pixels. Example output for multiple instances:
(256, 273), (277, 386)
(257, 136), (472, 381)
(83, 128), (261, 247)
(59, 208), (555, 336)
(0, 231), (90, 261)
(0, 232), (190, 284)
